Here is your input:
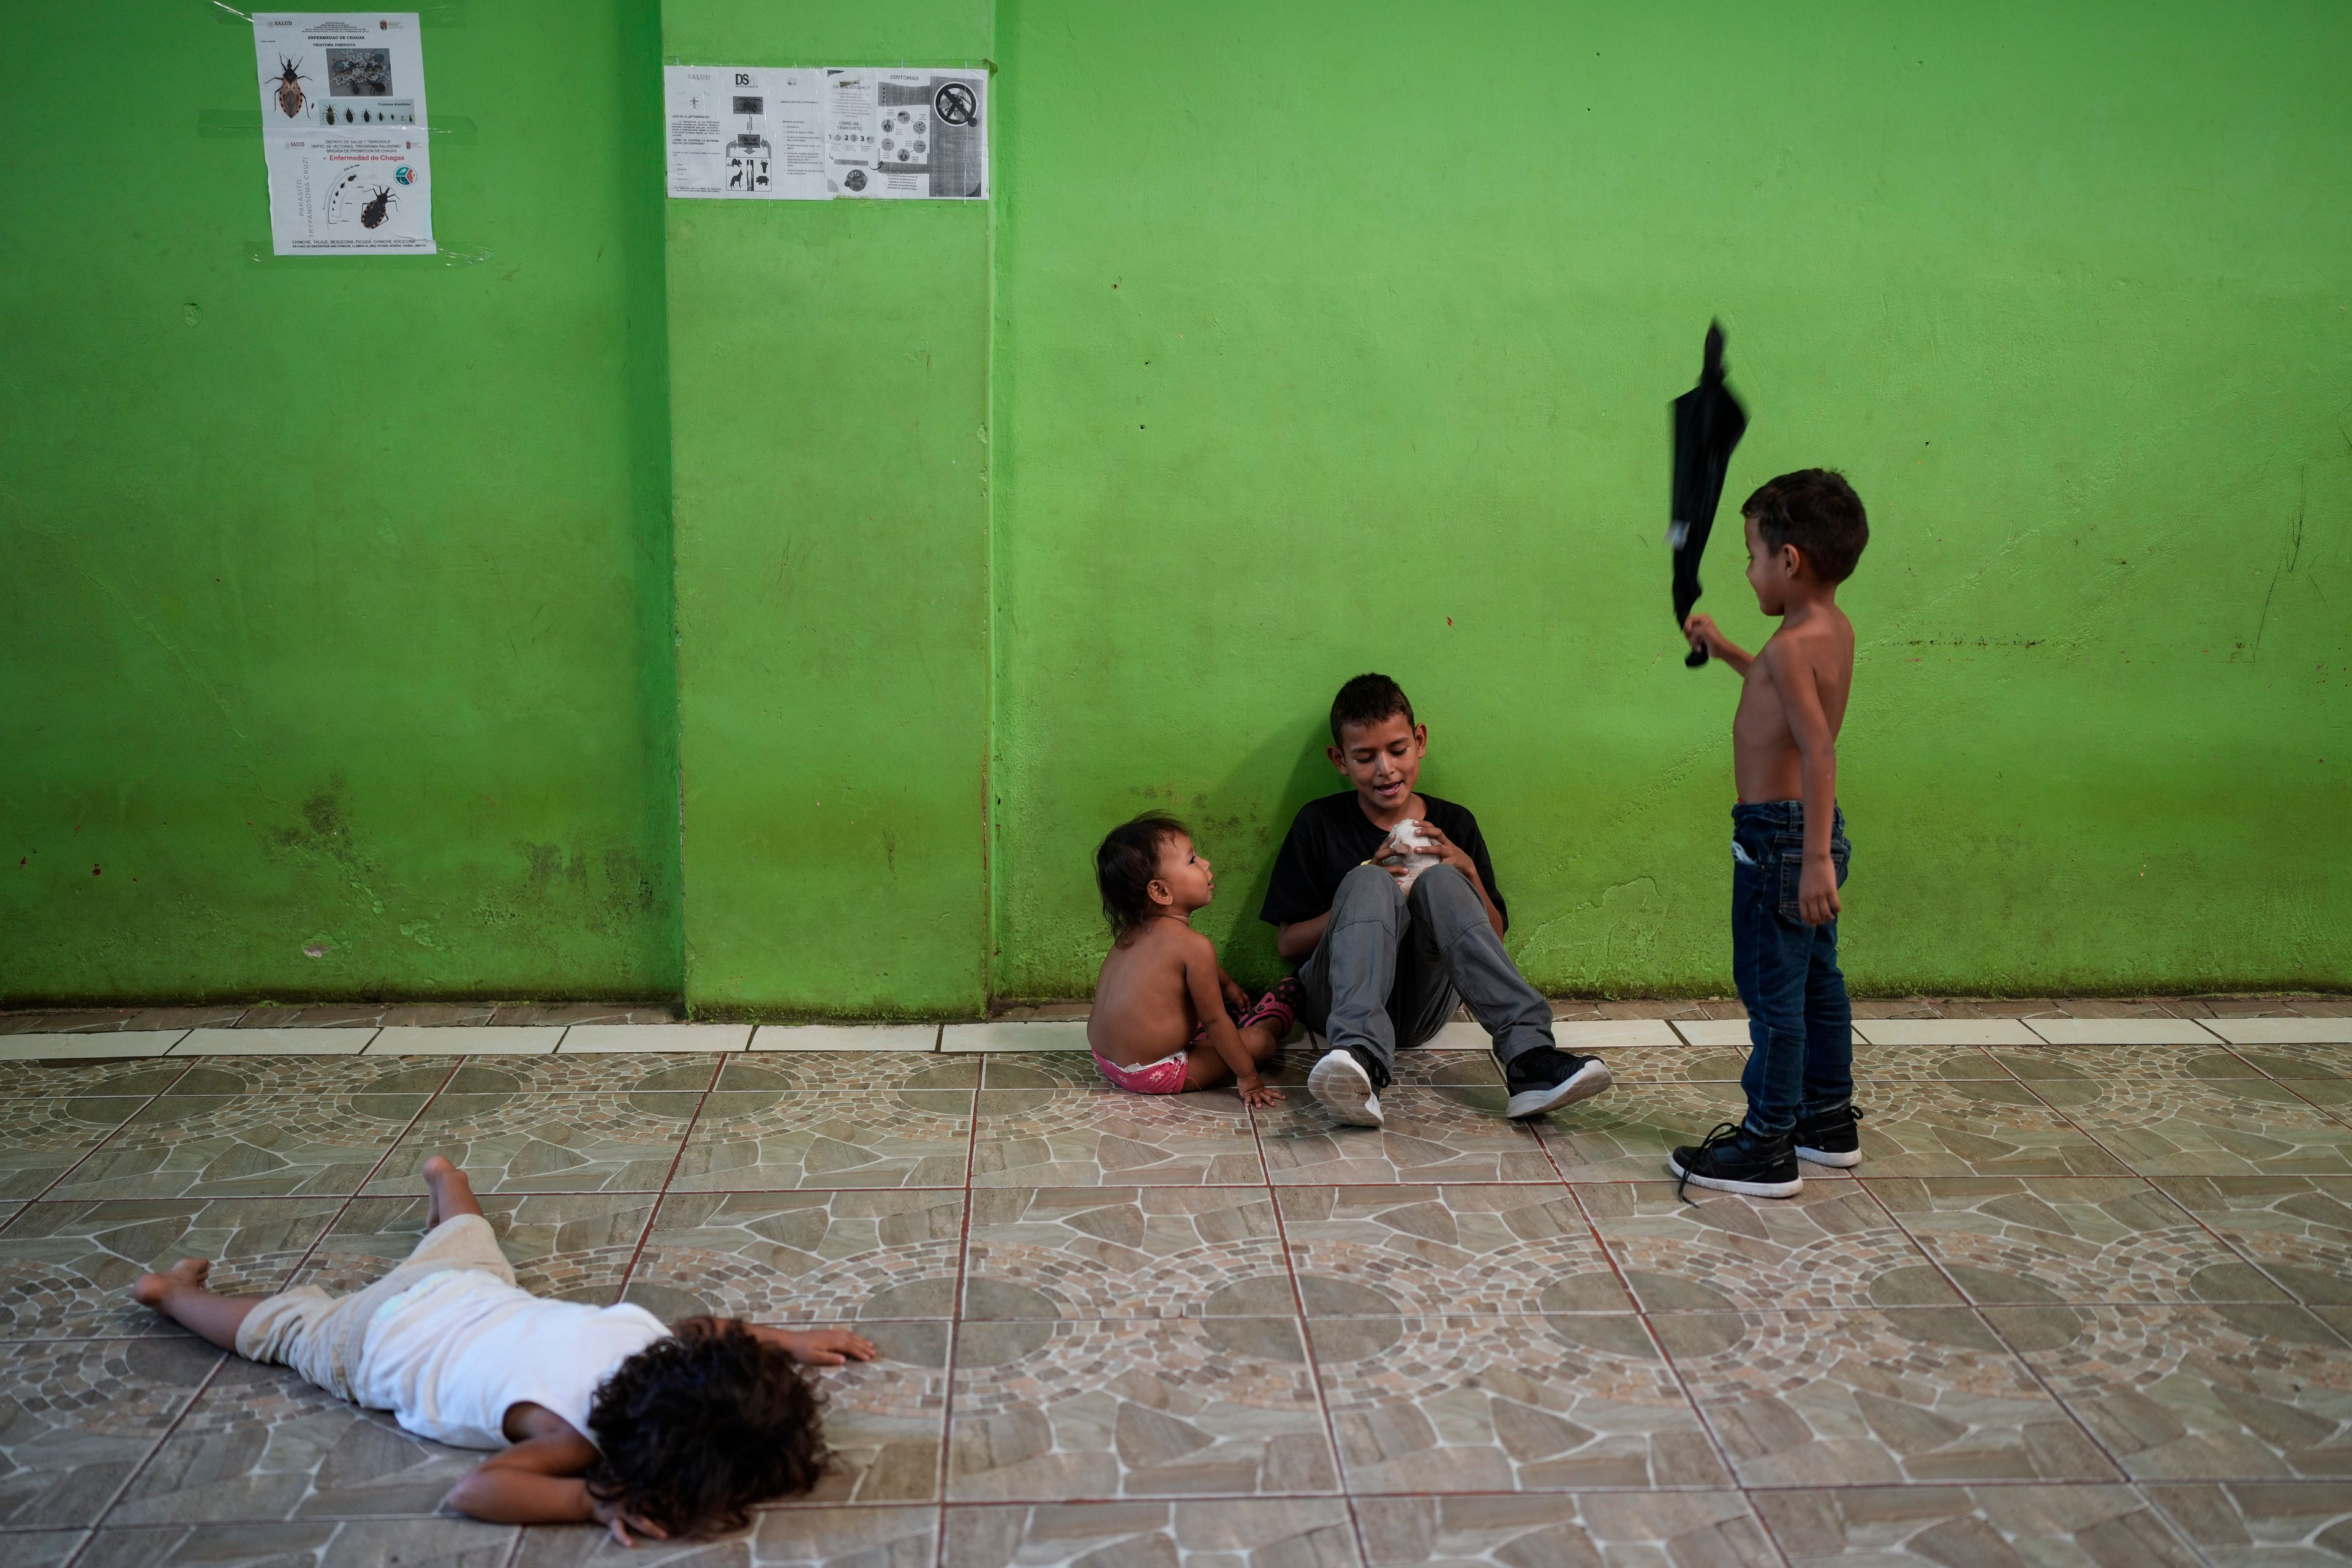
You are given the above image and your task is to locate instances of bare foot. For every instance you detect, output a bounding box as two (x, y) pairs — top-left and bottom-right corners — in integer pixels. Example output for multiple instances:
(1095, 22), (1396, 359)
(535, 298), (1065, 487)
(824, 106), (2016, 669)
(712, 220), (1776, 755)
(134, 1257), (211, 1309)
(420, 1155), (481, 1228)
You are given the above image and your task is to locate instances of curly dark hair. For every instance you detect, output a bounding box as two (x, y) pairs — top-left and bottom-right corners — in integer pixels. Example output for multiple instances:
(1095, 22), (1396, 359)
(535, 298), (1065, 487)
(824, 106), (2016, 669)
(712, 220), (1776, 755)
(584, 1318), (829, 1537)
(1095, 810), (1188, 942)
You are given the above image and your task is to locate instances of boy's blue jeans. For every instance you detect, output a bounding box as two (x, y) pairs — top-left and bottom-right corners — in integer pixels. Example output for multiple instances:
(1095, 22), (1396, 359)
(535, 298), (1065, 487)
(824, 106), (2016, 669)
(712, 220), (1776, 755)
(1730, 801), (1853, 1142)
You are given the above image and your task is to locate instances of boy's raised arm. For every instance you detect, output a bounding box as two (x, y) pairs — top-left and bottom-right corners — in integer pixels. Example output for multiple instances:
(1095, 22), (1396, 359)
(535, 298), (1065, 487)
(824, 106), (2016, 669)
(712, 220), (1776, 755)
(1683, 613), (1754, 675)
(1768, 641), (1842, 925)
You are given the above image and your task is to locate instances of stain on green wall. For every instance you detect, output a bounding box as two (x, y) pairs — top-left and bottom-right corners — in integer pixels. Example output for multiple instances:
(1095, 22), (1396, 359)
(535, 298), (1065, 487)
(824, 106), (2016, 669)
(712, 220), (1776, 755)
(990, 0), (2352, 998)
(0, 1), (681, 1003)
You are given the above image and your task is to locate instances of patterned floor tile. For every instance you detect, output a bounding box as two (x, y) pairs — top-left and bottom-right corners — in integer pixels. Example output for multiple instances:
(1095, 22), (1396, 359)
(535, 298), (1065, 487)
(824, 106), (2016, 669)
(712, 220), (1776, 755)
(718, 1053), (979, 1093)
(290, 1192), (653, 1303)
(1276, 1185), (1628, 1316)
(52, 1095), (429, 1201)
(1264, 1048), (1502, 1089)
(963, 1187), (1286, 1320)
(2144, 1481), (2352, 1566)
(797, 1320), (949, 1504)
(366, 1092), (700, 1194)
(1355, 1491), (1777, 1567)
(1652, 1306), (2119, 1485)
(1752, 1483), (2203, 1567)
(0, 1197), (341, 1340)
(1988, 1302), (2352, 1481)
(1873, 1176), (2289, 1305)
(107, 1357), (480, 1523)
(1856, 1044), (2020, 1081)
(0, 1097), (157, 1199)
(1259, 1089), (1558, 1185)
(1311, 1313), (1726, 1492)
(671, 1090), (975, 1191)
(2157, 1176), (2352, 1306)
(1849, 1080), (2132, 1178)
(971, 1092), (1263, 1186)
(438, 1055), (720, 1095)
(2026, 1019), (2219, 1046)
(1583, 1045), (1749, 1084)
(943, 1500), (1358, 1567)
(624, 1189), (965, 1323)
(0, 1532), (87, 1568)
(156, 1061), (452, 1097)
(519, 1509), (935, 1568)
(979, 1056), (1105, 1091)
(2032, 1077), (2352, 1177)
(2235, 1044), (2352, 1079)
(0, 1337), (221, 1527)
(948, 1316), (1336, 1500)
(78, 1520), (518, 1568)
(1992, 1044), (2265, 1082)
(1580, 1180), (1958, 1312)
(0, 1060), (189, 1097)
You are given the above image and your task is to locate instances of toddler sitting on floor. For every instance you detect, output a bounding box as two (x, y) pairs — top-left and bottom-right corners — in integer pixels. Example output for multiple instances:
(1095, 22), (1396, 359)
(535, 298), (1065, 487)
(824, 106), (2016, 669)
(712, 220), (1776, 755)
(133, 1154), (875, 1542)
(1088, 811), (1298, 1104)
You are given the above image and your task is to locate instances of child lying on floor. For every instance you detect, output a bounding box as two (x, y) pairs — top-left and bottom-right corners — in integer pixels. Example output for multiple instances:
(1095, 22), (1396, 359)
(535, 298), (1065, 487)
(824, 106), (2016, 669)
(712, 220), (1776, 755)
(1089, 812), (1299, 1104)
(133, 1155), (875, 1544)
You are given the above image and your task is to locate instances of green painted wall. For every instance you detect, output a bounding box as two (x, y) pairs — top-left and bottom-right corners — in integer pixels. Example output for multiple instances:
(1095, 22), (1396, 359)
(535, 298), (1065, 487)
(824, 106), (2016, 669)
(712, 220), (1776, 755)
(990, 0), (2352, 998)
(663, 2), (993, 1016)
(6, 1), (2347, 1008)
(0, 1), (681, 1003)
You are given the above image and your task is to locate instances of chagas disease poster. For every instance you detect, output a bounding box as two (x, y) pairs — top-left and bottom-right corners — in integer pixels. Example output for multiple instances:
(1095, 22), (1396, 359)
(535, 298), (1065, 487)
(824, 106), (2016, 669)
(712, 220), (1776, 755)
(253, 12), (435, 254)
(664, 66), (987, 201)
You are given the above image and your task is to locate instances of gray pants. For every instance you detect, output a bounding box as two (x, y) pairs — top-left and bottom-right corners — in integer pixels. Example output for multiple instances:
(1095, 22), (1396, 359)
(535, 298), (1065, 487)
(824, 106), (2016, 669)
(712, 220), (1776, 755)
(1295, 863), (1558, 1087)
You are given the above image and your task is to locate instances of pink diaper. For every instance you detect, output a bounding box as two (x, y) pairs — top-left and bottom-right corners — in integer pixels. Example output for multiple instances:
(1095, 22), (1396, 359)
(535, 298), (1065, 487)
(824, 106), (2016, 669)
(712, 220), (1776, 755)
(1091, 1044), (1192, 1095)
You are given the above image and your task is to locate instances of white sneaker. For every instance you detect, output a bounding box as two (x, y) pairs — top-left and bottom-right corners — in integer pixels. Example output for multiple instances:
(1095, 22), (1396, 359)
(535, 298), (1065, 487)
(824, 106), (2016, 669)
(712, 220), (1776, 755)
(1308, 1047), (1383, 1127)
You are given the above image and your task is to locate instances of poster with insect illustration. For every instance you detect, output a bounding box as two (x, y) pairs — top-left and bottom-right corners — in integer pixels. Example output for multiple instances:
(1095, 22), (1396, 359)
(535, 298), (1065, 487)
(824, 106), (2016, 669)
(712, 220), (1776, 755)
(253, 13), (434, 254)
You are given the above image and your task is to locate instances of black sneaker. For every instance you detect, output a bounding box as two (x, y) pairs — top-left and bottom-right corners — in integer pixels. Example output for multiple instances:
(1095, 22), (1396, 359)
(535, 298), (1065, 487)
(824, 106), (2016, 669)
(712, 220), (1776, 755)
(1795, 1104), (1864, 1168)
(1503, 1047), (1613, 1120)
(1668, 1123), (1803, 1199)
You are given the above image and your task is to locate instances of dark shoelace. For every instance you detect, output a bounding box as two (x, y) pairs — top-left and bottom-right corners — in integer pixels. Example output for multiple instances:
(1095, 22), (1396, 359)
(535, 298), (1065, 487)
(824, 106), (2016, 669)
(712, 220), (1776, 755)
(1675, 1121), (1748, 1204)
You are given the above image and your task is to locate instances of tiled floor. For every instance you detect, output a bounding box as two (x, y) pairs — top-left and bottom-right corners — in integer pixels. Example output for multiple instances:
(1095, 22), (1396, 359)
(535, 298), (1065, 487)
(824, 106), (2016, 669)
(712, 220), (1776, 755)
(1, 997), (2350, 1566)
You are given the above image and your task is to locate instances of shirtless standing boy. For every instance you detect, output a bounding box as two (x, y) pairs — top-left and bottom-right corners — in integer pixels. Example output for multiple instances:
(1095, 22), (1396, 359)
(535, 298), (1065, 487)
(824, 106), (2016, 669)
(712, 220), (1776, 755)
(1676, 469), (1869, 1196)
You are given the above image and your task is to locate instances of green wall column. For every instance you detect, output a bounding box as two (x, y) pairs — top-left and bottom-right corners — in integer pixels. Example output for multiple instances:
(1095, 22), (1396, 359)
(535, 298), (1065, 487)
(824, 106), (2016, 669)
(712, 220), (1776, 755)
(663, 3), (994, 1014)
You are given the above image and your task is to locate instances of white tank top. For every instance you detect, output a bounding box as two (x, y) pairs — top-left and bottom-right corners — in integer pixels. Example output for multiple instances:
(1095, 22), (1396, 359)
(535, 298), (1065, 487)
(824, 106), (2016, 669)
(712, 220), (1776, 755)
(356, 1269), (669, 1450)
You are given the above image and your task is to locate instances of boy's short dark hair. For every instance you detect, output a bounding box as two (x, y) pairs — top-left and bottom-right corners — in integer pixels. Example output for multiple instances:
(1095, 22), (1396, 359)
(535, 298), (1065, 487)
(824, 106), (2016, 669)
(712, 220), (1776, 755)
(1329, 673), (1415, 744)
(1743, 469), (1869, 583)
(1095, 811), (1186, 942)
(586, 1317), (827, 1538)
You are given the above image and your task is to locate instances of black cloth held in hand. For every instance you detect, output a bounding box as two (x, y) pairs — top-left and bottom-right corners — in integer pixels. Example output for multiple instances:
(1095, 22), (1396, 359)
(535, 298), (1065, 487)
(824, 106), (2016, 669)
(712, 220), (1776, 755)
(1668, 320), (1748, 667)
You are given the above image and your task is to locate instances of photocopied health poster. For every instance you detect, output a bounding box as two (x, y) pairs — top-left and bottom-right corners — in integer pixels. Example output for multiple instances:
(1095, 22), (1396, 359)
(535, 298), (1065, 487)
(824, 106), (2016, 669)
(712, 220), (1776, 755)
(665, 66), (987, 201)
(253, 12), (434, 254)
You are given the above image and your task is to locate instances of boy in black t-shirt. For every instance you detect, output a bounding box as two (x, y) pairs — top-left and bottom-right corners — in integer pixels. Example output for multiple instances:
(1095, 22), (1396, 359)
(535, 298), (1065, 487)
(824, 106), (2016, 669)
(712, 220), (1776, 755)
(1261, 674), (1612, 1126)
